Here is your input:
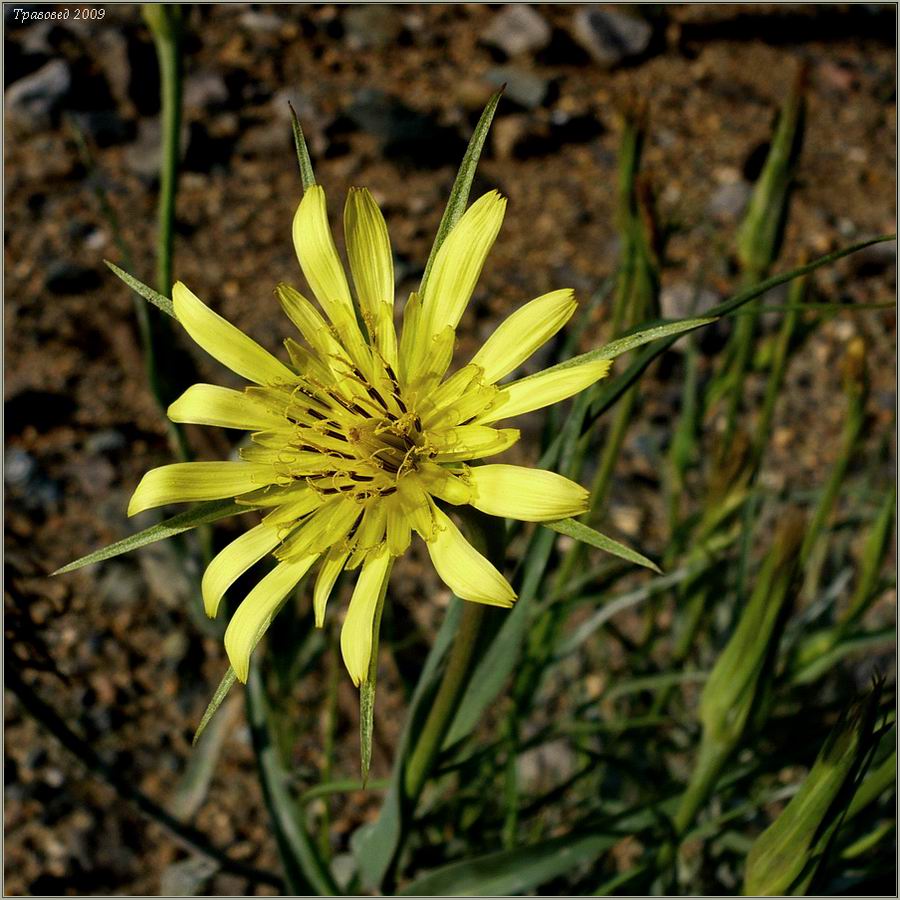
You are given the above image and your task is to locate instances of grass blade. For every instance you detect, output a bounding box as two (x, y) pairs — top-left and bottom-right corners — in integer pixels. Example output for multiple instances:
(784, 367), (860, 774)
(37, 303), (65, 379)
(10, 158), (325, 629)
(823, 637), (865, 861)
(419, 88), (503, 295)
(105, 260), (176, 318)
(52, 498), (258, 575)
(398, 831), (617, 896)
(544, 518), (661, 573)
(289, 101), (316, 191)
(192, 665), (237, 745)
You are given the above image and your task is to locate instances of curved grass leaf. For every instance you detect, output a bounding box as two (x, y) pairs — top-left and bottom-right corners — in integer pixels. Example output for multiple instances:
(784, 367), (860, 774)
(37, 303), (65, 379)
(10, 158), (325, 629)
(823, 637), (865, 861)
(105, 260), (175, 318)
(544, 518), (661, 573)
(419, 88), (503, 295)
(53, 498), (258, 575)
(397, 831), (617, 896)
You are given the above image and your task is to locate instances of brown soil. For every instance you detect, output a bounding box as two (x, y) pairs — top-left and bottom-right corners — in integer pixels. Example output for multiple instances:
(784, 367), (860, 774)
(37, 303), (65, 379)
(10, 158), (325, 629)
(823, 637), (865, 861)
(4, 4), (895, 895)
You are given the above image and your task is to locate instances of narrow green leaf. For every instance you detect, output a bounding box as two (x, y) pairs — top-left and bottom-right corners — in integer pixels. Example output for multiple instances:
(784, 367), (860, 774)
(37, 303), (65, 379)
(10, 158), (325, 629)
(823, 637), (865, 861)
(398, 831), (616, 896)
(53, 498), (258, 575)
(544, 518), (661, 573)
(105, 260), (175, 318)
(527, 317), (715, 380)
(288, 101), (316, 192)
(192, 666), (237, 746)
(419, 88), (503, 295)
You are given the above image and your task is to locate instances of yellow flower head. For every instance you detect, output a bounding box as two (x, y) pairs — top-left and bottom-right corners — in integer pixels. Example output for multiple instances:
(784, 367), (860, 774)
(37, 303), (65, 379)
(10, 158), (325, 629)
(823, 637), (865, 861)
(128, 185), (611, 686)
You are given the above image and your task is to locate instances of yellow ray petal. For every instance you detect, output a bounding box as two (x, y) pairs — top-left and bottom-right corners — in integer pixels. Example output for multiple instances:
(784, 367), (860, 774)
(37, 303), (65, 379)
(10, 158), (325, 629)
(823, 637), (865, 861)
(172, 282), (294, 385)
(418, 461), (473, 505)
(168, 383), (285, 431)
(275, 282), (348, 368)
(127, 462), (273, 516)
(426, 506), (516, 607)
(429, 425), (520, 462)
(340, 549), (392, 686)
(468, 464), (589, 521)
(344, 187), (398, 368)
(420, 191), (506, 340)
(202, 523), (282, 618)
(469, 289), (576, 384)
(275, 496), (362, 561)
(225, 554), (318, 682)
(478, 359), (613, 423)
(292, 185), (356, 330)
(314, 548), (349, 628)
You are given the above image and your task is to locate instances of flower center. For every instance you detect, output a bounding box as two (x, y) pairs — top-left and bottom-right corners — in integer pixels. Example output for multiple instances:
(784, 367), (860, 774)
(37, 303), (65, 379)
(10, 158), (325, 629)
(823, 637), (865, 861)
(274, 370), (431, 503)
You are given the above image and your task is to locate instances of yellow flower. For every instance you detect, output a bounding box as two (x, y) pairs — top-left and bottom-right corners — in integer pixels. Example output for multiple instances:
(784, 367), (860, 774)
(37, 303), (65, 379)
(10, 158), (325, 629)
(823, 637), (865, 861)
(128, 185), (612, 686)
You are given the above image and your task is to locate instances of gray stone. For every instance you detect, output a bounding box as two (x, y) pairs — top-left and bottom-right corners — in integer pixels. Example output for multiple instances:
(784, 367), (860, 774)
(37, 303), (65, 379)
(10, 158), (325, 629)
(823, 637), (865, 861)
(660, 282), (721, 321)
(343, 5), (402, 50)
(5, 448), (36, 488)
(183, 71), (229, 112)
(483, 5), (551, 57)
(707, 181), (752, 223)
(5, 59), (71, 130)
(485, 66), (548, 110)
(238, 9), (283, 33)
(571, 7), (652, 67)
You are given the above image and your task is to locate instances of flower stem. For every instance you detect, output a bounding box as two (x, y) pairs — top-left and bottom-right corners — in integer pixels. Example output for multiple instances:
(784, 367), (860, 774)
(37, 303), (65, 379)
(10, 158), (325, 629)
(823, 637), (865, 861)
(403, 599), (485, 801)
(144, 4), (184, 298)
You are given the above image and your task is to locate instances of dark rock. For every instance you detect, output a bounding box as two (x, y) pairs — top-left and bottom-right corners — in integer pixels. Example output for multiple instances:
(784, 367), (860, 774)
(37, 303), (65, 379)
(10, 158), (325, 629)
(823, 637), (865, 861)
(847, 239), (896, 278)
(482, 5), (551, 57)
(70, 109), (132, 147)
(5, 59), (71, 130)
(485, 66), (549, 110)
(343, 5), (402, 50)
(707, 181), (752, 223)
(337, 89), (466, 168)
(44, 261), (102, 295)
(571, 7), (652, 67)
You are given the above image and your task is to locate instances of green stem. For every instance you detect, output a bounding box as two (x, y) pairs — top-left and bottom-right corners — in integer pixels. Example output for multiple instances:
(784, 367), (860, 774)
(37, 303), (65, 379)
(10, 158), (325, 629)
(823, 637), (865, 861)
(147, 7), (183, 297)
(658, 735), (732, 871)
(403, 600), (486, 801)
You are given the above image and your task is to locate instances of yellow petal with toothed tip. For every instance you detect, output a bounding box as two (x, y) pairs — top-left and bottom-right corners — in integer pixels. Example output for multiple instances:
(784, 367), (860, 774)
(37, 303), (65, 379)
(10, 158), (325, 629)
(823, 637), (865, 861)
(202, 523), (283, 617)
(344, 187), (398, 367)
(172, 282), (294, 385)
(127, 462), (274, 516)
(314, 549), (349, 628)
(225, 555), (318, 682)
(468, 464), (589, 522)
(292, 185), (355, 329)
(385, 501), (411, 556)
(478, 359), (613, 423)
(168, 383), (285, 431)
(426, 506), (516, 607)
(340, 549), (392, 686)
(470, 289), (577, 384)
(420, 191), (506, 340)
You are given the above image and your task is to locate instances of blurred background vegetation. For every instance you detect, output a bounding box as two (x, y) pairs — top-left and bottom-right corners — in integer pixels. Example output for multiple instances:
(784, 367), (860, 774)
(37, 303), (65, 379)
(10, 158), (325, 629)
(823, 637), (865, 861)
(4, 4), (896, 895)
